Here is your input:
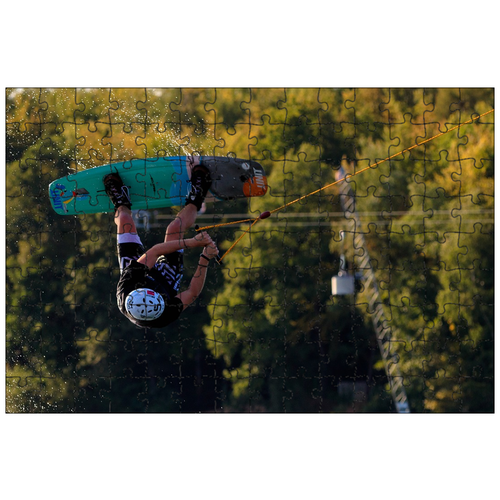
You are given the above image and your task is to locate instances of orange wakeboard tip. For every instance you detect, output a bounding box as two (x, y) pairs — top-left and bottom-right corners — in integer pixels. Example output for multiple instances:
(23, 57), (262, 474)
(243, 174), (268, 197)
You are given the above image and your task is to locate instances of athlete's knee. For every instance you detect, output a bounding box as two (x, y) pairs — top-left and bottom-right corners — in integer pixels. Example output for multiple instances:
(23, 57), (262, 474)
(169, 216), (183, 232)
(164, 217), (183, 241)
(115, 207), (137, 233)
(115, 205), (132, 222)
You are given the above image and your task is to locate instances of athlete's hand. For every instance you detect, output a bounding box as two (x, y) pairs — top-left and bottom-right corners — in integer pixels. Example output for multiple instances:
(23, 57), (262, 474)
(203, 242), (219, 260)
(192, 231), (213, 248)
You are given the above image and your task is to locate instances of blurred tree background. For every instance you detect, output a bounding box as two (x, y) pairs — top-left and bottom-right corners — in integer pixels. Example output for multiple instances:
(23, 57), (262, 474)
(5, 88), (494, 412)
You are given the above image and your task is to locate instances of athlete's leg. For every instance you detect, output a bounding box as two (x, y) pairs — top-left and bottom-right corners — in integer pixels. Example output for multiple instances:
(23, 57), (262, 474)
(164, 204), (197, 243)
(115, 211), (144, 271)
(103, 172), (143, 270)
(165, 165), (211, 243)
(103, 172), (137, 235)
(115, 205), (138, 235)
(158, 206), (195, 292)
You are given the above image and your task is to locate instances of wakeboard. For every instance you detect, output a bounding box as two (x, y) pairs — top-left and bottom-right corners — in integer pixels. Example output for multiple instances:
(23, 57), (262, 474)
(48, 156), (268, 215)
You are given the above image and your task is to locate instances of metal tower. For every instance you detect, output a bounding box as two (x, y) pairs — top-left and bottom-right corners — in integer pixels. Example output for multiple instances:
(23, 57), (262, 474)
(334, 166), (410, 413)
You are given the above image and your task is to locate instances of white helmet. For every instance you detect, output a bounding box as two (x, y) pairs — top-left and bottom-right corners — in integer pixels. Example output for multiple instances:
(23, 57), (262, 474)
(125, 288), (165, 321)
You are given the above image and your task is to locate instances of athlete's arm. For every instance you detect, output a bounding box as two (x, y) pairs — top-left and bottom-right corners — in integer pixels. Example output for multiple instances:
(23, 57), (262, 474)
(137, 232), (213, 269)
(176, 243), (218, 310)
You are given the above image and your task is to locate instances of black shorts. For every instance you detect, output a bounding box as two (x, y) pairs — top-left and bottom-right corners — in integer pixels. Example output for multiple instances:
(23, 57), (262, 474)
(117, 233), (184, 294)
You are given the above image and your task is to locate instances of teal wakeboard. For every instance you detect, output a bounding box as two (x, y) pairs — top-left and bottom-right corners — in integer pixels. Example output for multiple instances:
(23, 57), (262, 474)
(48, 156), (268, 215)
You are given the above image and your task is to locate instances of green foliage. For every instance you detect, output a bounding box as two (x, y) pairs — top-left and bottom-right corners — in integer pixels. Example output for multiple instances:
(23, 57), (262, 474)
(5, 88), (494, 412)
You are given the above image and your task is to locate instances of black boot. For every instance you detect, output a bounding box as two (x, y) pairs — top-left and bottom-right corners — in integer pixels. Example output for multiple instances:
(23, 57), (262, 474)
(103, 173), (132, 210)
(185, 165), (212, 210)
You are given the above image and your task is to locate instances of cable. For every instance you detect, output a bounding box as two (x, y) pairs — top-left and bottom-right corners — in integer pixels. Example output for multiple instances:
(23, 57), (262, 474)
(198, 109), (494, 263)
